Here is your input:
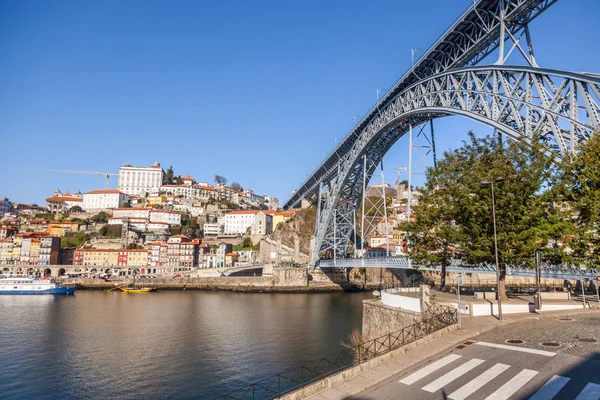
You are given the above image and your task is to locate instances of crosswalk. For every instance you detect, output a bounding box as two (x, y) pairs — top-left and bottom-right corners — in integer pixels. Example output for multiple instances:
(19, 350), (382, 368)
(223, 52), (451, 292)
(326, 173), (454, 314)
(399, 354), (600, 399)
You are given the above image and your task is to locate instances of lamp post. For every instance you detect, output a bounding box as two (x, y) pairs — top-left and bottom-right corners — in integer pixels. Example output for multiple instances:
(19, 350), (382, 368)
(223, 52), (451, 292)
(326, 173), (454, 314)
(481, 177), (505, 320)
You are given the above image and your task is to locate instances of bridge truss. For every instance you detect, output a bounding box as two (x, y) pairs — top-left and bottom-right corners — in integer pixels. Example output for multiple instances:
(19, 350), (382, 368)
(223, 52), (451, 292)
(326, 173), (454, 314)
(284, 0), (600, 270)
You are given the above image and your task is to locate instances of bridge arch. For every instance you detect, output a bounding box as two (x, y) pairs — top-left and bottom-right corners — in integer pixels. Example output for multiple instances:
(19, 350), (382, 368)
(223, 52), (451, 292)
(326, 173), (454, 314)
(310, 66), (600, 265)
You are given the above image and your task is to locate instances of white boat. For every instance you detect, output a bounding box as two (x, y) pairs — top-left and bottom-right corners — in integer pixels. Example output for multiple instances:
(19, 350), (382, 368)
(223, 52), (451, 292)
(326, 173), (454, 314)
(0, 276), (76, 295)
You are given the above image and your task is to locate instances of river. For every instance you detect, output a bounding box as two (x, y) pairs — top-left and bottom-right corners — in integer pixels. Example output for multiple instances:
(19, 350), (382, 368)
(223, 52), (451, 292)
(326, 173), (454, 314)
(0, 290), (371, 399)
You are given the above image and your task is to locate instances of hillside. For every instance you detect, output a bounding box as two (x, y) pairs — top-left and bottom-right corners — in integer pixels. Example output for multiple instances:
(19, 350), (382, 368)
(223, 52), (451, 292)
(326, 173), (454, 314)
(271, 207), (316, 254)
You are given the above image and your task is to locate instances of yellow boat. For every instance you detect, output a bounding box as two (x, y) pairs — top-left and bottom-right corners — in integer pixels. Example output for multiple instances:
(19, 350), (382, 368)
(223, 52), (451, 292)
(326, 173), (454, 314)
(118, 286), (157, 293)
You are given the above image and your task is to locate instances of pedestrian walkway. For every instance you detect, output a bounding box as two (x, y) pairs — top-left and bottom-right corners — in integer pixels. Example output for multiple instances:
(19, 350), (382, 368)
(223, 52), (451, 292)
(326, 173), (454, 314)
(289, 309), (600, 400)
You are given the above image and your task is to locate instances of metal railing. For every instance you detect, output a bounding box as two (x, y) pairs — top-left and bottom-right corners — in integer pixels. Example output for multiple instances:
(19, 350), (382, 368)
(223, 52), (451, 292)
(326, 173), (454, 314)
(214, 304), (457, 400)
(318, 257), (599, 280)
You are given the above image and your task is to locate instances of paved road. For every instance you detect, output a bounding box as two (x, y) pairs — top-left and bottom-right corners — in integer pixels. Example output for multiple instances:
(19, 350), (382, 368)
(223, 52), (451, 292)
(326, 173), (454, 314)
(352, 314), (600, 400)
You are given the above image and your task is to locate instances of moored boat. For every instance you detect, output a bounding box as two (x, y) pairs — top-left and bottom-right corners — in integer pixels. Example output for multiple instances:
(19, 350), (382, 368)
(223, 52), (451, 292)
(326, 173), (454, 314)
(0, 276), (76, 295)
(118, 286), (157, 293)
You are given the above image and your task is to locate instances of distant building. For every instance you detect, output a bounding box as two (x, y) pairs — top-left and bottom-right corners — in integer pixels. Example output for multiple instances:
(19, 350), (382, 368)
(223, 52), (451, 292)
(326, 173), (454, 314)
(364, 247), (387, 258)
(48, 221), (79, 237)
(0, 198), (12, 217)
(224, 210), (275, 235)
(46, 190), (83, 213)
(216, 242), (232, 268)
(74, 248), (148, 267)
(0, 239), (15, 265)
(3, 233), (61, 265)
(82, 190), (129, 211)
(118, 161), (163, 197)
(166, 235), (199, 271)
(150, 210), (181, 225)
(203, 223), (223, 236)
(113, 208), (151, 219)
(0, 226), (16, 240)
(225, 252), (239, 267)
(369, 235), (393, 248)
(263, 195), (279, 210)
(272, 210), (295, 231)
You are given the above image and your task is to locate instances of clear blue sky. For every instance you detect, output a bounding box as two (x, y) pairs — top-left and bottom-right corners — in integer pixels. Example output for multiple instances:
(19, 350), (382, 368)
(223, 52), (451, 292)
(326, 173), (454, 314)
(1, 0), (599, 205)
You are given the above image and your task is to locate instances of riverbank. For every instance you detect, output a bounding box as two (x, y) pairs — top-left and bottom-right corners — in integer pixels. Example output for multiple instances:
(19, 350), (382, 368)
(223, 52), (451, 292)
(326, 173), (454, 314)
(64, 266), (388, 293)
(70, 277), (351, 293)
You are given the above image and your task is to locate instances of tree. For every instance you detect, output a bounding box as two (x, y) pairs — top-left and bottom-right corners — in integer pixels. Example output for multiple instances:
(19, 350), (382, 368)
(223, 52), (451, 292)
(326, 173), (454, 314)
(174, 176), (184, 185)
(231, 182), (242, 191)
(241, 237), (253, 248)
(407, 132), (568, 299)
(69, 205), (83, 213)
(215, 175), (228, 185)
(399, 198), (458, 290)
(556, 133), (600, 263)
(91, 211), (109, 223)
(99, 225), (121, 238)
(163, 166), (175, 185)
(60, 231), (89, 248)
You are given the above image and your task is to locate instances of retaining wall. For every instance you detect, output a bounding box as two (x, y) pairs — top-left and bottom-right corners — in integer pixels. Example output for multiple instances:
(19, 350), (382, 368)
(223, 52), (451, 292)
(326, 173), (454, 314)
(362, 299), (422, 341)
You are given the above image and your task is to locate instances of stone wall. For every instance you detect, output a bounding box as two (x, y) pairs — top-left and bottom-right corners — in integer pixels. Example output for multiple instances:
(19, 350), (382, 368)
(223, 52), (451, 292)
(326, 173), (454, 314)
(273, 267), (307, 287)
(362, 299), (423, 341)
(421, 270), (579, 289)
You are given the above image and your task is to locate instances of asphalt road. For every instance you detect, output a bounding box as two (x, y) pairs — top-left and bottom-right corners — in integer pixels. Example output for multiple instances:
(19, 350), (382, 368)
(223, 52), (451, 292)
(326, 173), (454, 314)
(352, 314), (600, 400)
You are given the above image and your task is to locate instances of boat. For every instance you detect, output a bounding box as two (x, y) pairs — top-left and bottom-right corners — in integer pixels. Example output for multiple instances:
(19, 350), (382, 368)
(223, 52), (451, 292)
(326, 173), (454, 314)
(118, 286), (157, 293)
(0, 276), (76, 295)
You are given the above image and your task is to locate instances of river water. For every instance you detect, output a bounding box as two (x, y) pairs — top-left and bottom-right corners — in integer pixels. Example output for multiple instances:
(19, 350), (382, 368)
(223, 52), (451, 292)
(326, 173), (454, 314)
(0, 290), (371, 399)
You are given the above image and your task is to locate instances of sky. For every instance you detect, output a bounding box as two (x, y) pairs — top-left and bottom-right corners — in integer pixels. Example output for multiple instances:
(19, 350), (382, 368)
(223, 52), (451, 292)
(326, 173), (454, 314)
(1, 0), (599, 205)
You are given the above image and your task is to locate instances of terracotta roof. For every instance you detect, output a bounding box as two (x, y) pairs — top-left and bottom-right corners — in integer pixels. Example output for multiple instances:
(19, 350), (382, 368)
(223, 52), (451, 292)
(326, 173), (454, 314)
(46, 196), (83, 202)
(228, 210), (260, 215)
(225, 252), (238, 256)
(275, 210), (295, 217)
(84, 190), (128, 195)
(151, 210), (180, 214)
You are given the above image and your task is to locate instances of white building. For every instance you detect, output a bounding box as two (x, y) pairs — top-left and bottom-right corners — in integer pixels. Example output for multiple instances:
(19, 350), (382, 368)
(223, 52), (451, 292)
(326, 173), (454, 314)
(203, 223), (223, 236)
(224, 210), (274, 235)
(82, 190), (128, 212)
(224, 210), (256, 235)
(45, 190), (83, 213)
(150, 210), (181, 225)
(118, 161), (163, 197)
(113, 207), (152, 219)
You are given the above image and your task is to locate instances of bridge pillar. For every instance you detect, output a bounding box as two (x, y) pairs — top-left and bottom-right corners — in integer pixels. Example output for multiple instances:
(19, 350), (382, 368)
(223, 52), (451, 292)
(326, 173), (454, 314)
(301, 198), (311, 209)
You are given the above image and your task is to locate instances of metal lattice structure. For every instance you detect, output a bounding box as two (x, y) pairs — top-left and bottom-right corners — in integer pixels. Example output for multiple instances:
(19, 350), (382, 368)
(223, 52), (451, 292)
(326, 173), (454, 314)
(283, 0), (600, 268)
(318, 257), (599, 281)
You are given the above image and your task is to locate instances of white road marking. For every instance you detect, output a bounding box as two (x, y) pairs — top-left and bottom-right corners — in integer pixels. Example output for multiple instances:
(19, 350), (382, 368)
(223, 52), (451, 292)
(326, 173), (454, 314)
(448, 363), (510, 400)
(485, 369), (539, 400)
(575, 382), (600, 400)
(422, 358), (485, 393)
(399, 354), (463, 385)
(475, 341), (556, 357)
(529, 375), (571, 400)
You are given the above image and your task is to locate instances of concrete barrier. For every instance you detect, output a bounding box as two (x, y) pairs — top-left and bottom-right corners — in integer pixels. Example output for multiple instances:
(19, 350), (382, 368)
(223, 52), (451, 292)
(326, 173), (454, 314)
(474, 291), (496, 300)
(539, 292), (570, 300)
(381, 290), (421, 312)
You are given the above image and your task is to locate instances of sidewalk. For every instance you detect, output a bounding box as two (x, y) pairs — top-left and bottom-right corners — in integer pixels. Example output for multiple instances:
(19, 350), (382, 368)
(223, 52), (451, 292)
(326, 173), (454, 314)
(289, 308), (600, 400)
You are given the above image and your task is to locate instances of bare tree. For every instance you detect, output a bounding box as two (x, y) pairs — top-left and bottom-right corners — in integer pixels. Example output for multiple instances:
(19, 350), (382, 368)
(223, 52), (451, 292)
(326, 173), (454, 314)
(214, 175), (227, 185)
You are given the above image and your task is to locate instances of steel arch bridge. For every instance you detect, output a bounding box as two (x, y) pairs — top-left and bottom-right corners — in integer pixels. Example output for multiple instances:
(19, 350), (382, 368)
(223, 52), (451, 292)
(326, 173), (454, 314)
(283, 0), (600, 269)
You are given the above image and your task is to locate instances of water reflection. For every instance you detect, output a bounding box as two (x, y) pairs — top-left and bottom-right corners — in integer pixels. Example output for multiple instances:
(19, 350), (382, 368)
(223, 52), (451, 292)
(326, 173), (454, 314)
(0, 291), (369, 399)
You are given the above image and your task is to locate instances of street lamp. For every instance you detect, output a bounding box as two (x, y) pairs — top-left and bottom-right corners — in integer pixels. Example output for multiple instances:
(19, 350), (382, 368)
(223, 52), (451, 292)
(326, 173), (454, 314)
(481, 177), (505, 320)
